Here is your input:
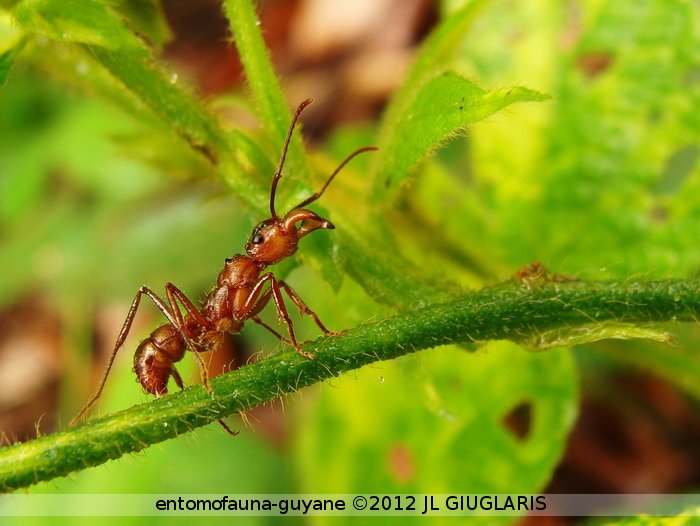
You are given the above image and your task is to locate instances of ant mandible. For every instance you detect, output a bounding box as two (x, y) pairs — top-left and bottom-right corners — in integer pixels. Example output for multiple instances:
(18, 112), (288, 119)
(71, 99), (376, 432)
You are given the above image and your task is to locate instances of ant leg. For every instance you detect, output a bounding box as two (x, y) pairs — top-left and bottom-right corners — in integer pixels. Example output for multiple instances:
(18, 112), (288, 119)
(215, 418), (238, 436)
(243, 286), (294, 343)
(268, 278), (315, 359)
(246, 287), (296, 344)
(171, 367), (185, 390)
(249, 287), (273, 317)
(164, 283), (214, 393)
(235, 273), (275, 318)
(188, 344), (213, 394)
(278, 281), (343, 337)
(216, 420), (238, 437)
(171, 368), (237, 436)
(165, 283), (212, 334)
(70, 287), (181, 426)
(235, 274), (314, 359)
(251, 316), (293, 345)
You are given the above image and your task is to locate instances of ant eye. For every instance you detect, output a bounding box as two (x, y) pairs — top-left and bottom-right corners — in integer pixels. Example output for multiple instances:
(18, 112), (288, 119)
(252, 234), (264, 244)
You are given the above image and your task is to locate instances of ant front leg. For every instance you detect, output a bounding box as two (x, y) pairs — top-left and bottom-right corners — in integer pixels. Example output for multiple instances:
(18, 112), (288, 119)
(252, 316), (293, 346)
(268, 278), (316, 359)
(70, 286), (183, 426)
(278, 280), (344, 338)
(249, 289), (295, 345)
(237, 274), (314, 359)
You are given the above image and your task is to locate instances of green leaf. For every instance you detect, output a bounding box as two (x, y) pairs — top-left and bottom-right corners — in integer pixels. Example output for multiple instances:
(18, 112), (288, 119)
(13, 0), (236, 168)
(0, 13), (24, 87)
(298, 343), (577, 508)
(461, 0), (700, 275)
(586, 324), (700, 403)
(112, 0), (172, 50)
(13, 0), (146, 51)
(373, 71), (548, 194)
(0, 45), (15, 86)
(88, 46), (230, 163)
(368, 0), (491, 199)
(376, 0), (490, 143)
(338, 231), (460, 309)
(521, 323), (671, 350)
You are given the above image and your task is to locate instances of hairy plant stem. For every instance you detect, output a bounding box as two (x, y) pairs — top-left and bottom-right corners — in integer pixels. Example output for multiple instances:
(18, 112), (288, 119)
(1, 278), (699, 492)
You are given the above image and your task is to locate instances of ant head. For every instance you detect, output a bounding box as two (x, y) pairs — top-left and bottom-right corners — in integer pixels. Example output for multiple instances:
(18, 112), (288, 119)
(245, 209), (334, 264)
(245, 99), (376, 265)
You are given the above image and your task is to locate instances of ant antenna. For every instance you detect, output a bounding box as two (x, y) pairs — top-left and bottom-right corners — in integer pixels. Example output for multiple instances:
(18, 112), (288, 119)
(295, 146), (378, 209)
(270, 99), (313, 220)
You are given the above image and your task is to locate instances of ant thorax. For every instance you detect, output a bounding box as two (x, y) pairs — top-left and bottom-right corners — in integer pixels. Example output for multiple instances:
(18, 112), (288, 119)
(217, 255), (264, 289)
(203, 255), (263, 325)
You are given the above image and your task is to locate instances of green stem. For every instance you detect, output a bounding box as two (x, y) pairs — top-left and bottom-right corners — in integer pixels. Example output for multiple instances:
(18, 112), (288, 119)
(223, 0), (312, 209)
(223, 0), (287, 140)
(1, 278), (699, 492)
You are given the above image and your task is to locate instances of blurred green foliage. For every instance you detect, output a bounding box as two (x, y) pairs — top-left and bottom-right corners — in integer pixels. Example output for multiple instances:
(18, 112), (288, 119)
(0, 0), (699, 523)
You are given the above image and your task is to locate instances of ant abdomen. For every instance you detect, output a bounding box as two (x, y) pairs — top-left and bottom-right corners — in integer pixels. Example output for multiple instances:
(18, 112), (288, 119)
(133, 324), (185, 395)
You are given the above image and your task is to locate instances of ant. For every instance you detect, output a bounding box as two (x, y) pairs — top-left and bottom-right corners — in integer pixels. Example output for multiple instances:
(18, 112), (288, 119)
(70, 99), (376, 433)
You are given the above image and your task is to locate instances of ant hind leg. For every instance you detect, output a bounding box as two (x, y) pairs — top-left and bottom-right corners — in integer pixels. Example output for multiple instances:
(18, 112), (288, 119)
(170, 367), (237, 436)
(70, 286), (182, 426)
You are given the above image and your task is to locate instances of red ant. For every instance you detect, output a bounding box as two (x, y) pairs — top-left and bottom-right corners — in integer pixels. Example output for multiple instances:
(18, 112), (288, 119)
(70, 99), (376, 433)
